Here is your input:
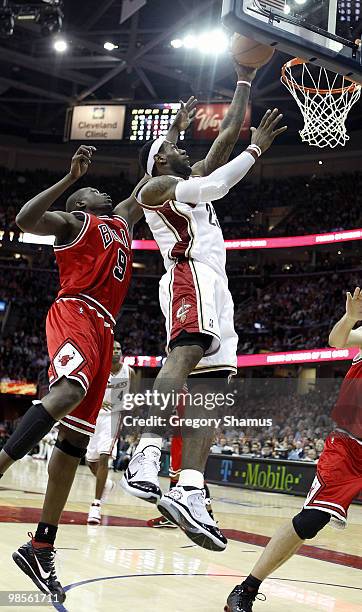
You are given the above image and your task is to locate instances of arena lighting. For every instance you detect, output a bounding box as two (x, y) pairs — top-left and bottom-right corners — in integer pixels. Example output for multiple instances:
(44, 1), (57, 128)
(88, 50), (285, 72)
(53, 38), (67, 52)
(294, 0), (307, 4)
(171, 29), (229, 54)
(104, 41), (118, 51)
(170, 38), (183, 48)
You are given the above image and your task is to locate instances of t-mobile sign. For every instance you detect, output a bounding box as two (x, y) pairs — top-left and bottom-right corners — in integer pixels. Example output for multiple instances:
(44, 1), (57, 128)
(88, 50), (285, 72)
(193, 103), (251, 141)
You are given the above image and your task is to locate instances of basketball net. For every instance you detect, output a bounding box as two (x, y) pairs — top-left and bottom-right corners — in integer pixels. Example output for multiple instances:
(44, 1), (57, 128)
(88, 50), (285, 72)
(281, 58), (362, 148)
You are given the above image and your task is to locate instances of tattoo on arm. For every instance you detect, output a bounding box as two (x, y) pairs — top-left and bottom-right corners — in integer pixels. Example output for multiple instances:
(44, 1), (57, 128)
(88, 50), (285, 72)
(192, 84), (251, 177)
(140, 176), (179, 207)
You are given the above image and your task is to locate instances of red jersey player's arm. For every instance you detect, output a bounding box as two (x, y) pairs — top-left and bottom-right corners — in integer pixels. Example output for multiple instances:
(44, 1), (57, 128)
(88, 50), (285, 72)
(16, 145), (94, 240)
(191, 64), (256, 177)
(329, 287), (362, 348)
(113, 175), (152, 230)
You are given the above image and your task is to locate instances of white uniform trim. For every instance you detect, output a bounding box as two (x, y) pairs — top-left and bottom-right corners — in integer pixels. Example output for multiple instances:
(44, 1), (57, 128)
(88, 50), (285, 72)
(54, 211), (90, 251)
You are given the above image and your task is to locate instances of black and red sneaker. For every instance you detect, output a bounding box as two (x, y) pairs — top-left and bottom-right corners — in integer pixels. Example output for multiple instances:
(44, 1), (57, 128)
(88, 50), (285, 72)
(12, 533), (65, 603)
(224, 583), (266, 612)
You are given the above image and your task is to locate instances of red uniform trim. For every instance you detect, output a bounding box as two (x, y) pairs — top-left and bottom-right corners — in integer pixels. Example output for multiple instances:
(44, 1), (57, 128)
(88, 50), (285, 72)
(161, 200), (193, 259)
(170, 261), (201, 340)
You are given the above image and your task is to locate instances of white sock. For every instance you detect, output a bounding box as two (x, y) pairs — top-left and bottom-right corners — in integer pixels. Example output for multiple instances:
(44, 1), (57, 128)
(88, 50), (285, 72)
(92, 498), (101, 506)
(178, 469), (204, 489)
(136, 435), (162, 454)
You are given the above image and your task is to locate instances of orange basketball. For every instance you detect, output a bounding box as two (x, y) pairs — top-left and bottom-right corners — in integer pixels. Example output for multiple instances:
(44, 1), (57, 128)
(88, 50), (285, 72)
(231, 33), (275, 69)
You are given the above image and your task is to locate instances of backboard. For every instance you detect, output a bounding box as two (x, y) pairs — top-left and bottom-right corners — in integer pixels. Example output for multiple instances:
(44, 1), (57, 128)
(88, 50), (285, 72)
(222, 0), (362, 83)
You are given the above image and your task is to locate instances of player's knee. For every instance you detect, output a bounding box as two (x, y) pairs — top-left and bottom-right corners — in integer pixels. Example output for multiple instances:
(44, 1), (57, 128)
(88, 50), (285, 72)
(55, 425), (89, 458)
(49, 378), (85, 411)
(292, 509), (331, 540)
(99, 453), (110, 466)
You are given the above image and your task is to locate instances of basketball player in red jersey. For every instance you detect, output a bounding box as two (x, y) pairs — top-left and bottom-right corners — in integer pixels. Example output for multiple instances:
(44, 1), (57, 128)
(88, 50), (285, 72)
(224, 288), (362, 611)
(122, 60), (287, 551)
(0, 145), (141, 602)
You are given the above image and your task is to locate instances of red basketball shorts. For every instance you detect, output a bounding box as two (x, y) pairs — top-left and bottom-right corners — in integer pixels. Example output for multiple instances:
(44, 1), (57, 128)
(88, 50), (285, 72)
(304, 432), (362, 527)
(46, 298), (114, 436)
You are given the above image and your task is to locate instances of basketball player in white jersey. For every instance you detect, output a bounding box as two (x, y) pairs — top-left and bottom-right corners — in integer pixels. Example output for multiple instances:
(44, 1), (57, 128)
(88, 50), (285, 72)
(122, 65), (287, 551)
(87, 341), (135, 524)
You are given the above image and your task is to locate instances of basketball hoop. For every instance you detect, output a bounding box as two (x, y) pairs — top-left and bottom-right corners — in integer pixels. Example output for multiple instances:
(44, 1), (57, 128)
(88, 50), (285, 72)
(281, 58), (362, 148)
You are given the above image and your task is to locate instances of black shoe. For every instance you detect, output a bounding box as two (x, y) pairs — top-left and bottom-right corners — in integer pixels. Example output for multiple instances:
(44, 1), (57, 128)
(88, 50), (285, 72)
(224, 583), (266, 612)
(12, 533), (66, 604)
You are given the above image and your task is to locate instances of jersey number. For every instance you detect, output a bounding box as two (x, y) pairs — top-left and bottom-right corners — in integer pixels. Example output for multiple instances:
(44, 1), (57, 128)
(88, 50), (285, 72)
(206, 203), (220, 228)
(114, 248), (127, 282)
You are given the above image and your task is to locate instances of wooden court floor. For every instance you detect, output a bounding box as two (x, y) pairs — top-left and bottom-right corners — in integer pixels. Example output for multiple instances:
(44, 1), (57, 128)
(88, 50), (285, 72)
(0, 458), (361, 611)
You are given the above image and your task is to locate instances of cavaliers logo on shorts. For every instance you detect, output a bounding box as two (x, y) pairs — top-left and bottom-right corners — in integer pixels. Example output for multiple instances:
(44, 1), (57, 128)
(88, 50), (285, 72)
(176, 298), (192, 325)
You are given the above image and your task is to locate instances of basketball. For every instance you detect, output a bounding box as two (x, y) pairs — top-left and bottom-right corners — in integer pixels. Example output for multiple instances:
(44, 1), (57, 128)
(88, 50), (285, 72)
(231, 33), (275, 68)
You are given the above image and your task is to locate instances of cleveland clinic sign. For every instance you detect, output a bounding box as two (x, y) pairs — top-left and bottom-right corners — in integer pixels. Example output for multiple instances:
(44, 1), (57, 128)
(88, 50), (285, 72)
(69, 105), (126, 140)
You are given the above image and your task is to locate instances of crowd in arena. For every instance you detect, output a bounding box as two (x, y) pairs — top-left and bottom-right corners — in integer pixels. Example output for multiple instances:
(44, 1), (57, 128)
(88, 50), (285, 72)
(1, 166), (362, 241)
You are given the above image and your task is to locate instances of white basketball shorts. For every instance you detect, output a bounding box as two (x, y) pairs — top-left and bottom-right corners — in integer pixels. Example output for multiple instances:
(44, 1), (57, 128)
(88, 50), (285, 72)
(86, 409), (121, 462)
(159, 260), (238, 375)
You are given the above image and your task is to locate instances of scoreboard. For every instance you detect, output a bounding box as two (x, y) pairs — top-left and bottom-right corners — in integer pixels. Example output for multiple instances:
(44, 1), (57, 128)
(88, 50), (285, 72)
(127, 103), (185, 142)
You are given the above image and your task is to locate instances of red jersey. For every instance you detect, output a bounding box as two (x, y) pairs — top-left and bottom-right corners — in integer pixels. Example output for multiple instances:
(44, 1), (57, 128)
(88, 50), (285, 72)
(54, 211), (132, 320)
(332, 353), (362, 439)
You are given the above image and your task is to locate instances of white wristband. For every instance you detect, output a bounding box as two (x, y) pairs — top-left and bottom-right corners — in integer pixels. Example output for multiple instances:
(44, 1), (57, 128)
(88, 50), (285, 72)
(248, 144), (262, 158)
(237, 80), (252, 87)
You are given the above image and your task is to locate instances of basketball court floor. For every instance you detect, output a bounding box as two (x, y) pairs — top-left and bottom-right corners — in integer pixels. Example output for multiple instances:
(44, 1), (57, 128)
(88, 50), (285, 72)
(0, 458), (361, 611)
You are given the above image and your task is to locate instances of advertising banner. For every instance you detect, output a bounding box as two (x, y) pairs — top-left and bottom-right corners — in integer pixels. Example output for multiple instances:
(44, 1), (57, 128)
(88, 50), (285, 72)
(70, 105), (126, 140)
(193, 103), (251, 141)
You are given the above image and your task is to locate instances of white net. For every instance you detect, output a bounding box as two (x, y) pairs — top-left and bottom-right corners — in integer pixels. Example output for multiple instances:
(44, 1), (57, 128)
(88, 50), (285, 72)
(281, 59), (361, 148)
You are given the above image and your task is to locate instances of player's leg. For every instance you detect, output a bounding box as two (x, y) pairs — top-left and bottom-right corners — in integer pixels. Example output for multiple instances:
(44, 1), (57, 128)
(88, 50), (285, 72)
(121, 344), (206, 503)
(158, 276), (236, 550)
(87, 454), (112, 526)
(121, 261), (216, 504)
(224, 432), (362, 611)
(0, 377), (85, 476)
(12, 424), (89, 604)
(11, 302), (114, 602)
(158, 371), (229, 551)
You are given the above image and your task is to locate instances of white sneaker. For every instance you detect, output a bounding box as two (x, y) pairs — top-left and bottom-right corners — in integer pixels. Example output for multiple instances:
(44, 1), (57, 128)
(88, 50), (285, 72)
(101, 479), (115, 503)
(157, 486), (227, 551)
(87, 503), (101, 525)
(120, 446), (161, 504)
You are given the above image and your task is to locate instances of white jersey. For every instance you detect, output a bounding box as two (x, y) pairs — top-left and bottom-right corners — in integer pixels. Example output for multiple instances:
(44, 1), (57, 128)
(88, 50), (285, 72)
(100, 363), (130, 415)
(142, 193), (226, 278)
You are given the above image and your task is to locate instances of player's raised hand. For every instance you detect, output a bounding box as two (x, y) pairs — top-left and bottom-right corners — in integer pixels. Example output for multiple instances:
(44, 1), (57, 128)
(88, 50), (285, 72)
(250, 108), (287, 153)
(173, 96), (198, 132)
(346, 287), (362, 322)
(233, 59), (257, 83)
(70, 145), (96, 181)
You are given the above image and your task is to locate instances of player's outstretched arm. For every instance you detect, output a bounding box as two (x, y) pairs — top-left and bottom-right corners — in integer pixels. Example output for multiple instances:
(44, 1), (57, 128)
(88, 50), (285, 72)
(138, 108), (286, 207)
(15, 145), (94, 239)
(192, 63), (256, 177)
(329, 287), (362, 348)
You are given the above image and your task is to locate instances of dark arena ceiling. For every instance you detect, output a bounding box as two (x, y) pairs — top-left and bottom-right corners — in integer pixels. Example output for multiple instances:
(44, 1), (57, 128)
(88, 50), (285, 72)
(0, 0), (361, 142)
